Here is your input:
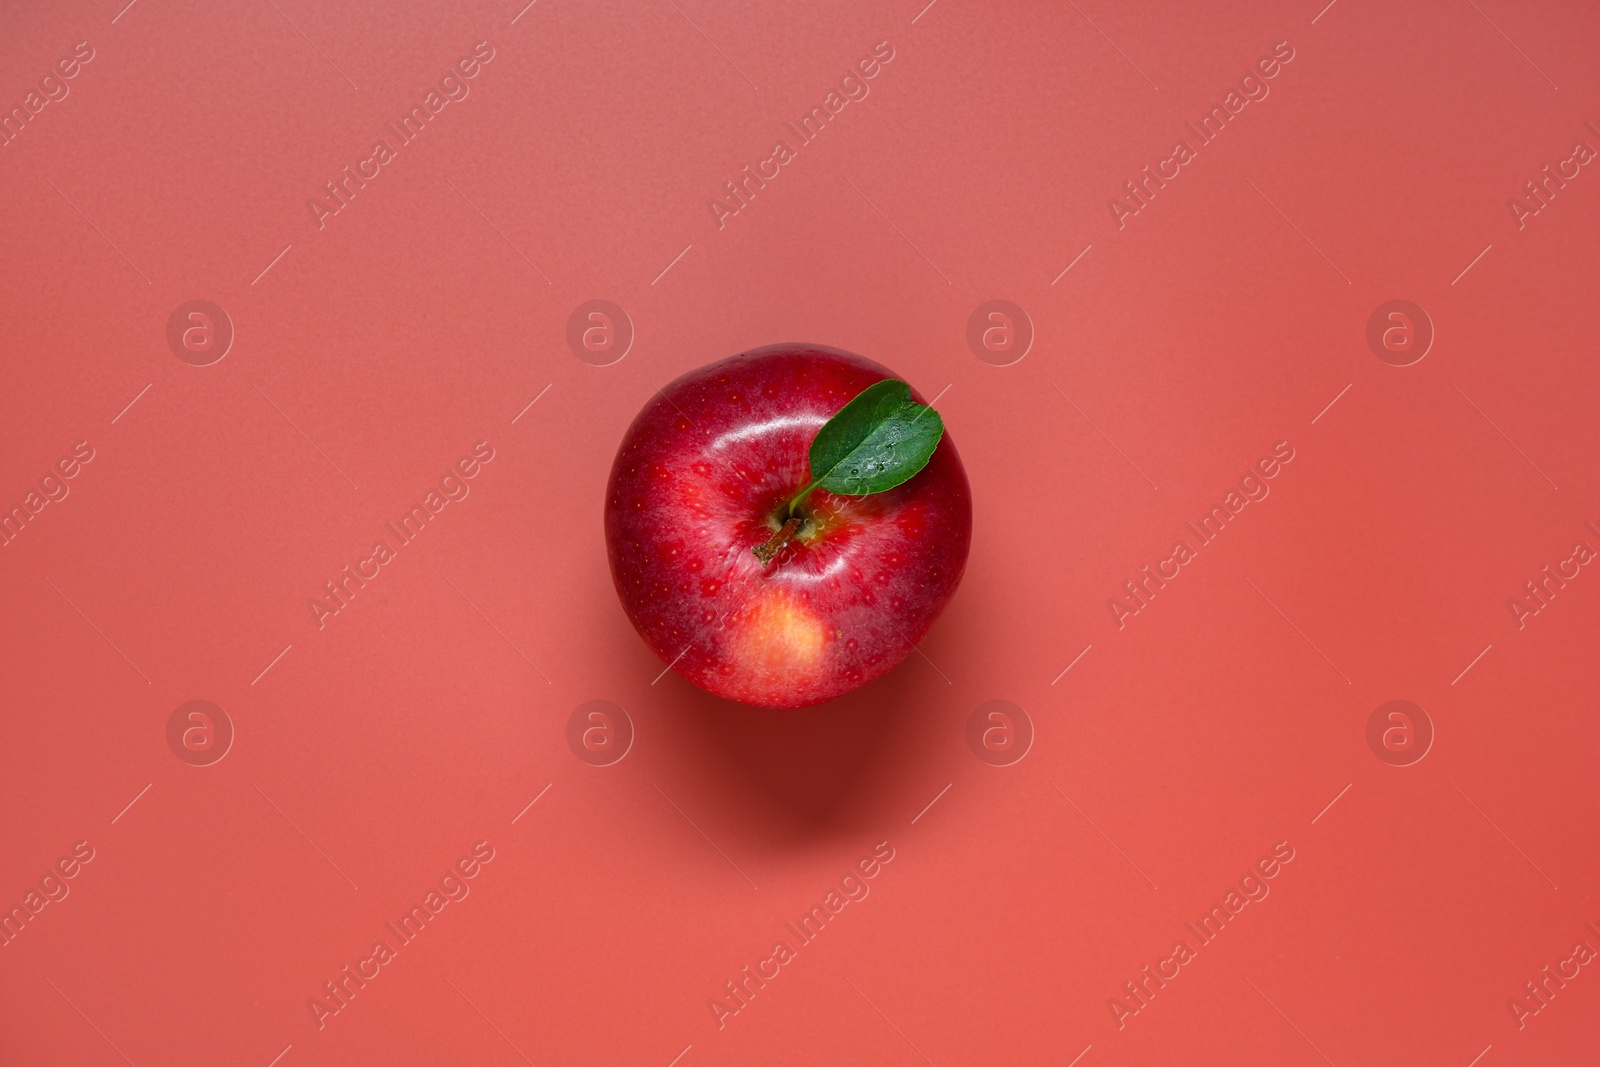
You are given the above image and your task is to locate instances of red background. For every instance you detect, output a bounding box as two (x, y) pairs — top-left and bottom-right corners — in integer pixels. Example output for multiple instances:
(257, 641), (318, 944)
(2, 0), (1598, 1064)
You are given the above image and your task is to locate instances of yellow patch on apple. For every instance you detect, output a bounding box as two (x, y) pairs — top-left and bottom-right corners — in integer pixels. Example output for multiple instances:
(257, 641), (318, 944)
(738, 589), (827, 671)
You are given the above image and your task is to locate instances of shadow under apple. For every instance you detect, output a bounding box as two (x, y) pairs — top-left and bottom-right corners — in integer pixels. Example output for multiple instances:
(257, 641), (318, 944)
(634, 630), (959, 845)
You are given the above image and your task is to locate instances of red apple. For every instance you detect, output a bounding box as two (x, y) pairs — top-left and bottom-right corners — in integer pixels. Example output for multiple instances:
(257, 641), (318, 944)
(605, 343), (972, 707)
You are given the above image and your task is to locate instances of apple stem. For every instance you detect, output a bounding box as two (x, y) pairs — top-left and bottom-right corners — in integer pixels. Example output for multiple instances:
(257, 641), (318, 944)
(752, 516), (804, 565)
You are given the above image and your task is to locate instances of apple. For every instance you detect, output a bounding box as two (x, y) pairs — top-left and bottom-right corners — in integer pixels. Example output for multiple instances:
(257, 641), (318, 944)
(605, 343), (972, 707)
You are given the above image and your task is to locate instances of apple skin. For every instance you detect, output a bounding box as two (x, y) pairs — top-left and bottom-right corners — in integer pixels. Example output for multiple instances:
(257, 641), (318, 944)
(605, 344), (972, 708)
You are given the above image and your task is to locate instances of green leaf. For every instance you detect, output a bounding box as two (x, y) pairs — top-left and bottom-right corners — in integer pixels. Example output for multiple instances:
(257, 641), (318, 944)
(804, 379), (944, 499)
(756, 378), (947, 560)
